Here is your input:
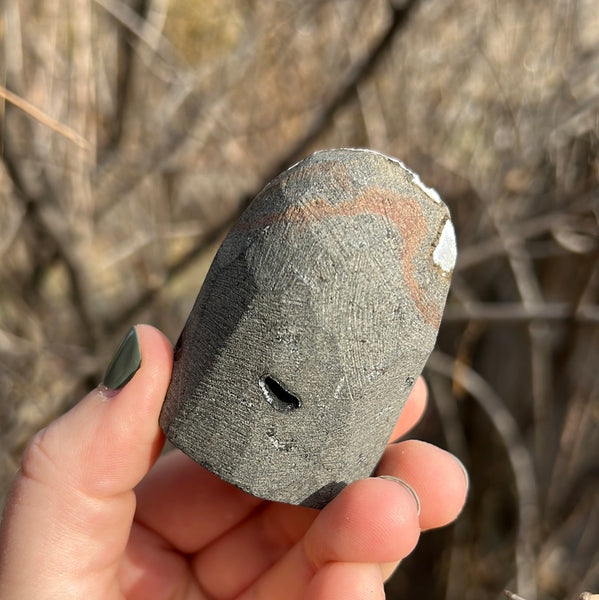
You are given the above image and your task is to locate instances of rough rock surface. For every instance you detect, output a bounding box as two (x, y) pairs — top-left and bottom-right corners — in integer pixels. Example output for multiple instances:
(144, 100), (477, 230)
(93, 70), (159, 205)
(159, 148), (456, 508)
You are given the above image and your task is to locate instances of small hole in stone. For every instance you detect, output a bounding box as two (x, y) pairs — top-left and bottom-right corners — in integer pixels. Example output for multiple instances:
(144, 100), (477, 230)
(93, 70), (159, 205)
(259, 376), (301, 412)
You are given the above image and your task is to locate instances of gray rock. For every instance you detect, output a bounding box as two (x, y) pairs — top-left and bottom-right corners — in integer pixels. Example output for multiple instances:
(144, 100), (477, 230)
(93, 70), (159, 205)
(159, 148), (456, 508)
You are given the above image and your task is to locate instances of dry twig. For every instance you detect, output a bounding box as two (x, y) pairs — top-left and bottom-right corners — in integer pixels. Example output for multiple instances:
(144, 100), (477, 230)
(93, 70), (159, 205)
(428, 352), (539, 600)
(103, 0), (421, 333)
(0, 84), (91, 150)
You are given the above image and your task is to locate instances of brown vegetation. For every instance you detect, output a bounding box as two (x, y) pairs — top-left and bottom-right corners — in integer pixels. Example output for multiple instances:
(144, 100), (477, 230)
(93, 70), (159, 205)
(1, 0), (598, 598)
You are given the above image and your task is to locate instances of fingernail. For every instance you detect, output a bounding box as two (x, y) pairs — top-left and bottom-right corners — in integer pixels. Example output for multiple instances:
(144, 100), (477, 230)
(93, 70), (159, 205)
(453, 455), (470, 490)
(378, 476), (421, 515)
(103, 327), (142, 390)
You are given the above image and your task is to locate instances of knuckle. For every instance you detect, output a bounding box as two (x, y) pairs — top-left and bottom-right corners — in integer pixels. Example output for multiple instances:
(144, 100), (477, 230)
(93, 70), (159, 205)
(20, 426), (61, 487)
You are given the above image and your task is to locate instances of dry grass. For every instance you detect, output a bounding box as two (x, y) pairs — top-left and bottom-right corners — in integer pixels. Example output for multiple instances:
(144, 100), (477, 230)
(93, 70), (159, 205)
(1, 0), (598, 598)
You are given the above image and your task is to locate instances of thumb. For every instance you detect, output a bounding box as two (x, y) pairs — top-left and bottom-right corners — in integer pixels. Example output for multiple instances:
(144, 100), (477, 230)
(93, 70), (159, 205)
(0, 324), (173, 599)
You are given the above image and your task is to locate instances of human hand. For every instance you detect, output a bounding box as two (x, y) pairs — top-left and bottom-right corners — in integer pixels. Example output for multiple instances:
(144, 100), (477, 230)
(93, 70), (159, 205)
(0, 325), (468, 599)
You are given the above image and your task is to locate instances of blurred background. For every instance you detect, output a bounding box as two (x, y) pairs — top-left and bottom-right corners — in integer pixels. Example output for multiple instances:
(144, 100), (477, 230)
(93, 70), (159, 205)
(1, 0), (598, 598)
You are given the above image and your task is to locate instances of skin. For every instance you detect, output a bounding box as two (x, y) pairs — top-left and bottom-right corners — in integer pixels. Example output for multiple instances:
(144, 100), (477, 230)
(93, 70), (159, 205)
(0, 324), (468, 599)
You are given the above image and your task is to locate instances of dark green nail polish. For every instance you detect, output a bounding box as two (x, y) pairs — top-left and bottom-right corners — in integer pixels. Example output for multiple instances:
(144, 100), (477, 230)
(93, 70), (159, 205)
(103, 327), (141, 390)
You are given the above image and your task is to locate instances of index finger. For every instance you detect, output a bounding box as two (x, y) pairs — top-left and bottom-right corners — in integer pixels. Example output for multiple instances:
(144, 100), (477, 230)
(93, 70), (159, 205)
(387, 376), (428, 443)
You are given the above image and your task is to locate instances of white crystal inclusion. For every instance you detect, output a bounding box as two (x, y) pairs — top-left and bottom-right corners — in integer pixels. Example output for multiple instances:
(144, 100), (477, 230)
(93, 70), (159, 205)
(433, 220), (457, 274)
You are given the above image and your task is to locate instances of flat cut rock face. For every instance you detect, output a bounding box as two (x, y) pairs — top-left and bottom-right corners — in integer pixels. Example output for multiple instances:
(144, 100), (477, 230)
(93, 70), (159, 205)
(159, 148), (456, 508)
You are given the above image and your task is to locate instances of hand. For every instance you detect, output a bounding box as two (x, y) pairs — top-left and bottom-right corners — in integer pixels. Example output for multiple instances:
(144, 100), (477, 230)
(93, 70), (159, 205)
(0, 325), (468, 599)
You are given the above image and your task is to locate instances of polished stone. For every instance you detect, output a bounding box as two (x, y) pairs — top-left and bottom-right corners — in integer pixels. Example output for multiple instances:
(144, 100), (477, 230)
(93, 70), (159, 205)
(159, 148), (456, 508)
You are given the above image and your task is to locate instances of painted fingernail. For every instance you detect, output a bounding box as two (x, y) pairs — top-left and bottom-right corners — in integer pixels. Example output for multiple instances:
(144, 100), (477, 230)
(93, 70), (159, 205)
(103, 327), (142, 390)
(378, 476), (421, 515)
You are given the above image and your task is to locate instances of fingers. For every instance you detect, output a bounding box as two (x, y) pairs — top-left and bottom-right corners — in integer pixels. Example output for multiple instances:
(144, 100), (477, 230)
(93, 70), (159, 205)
(304, 478), (421, 565)
(375, 439), (469, 580)
(132, 373), (465, 600)
(236, 478), (420, 600)
(129, 376), (428, 598)
(0, 325), (173, 599)
(305, 562), (385, 600)
(230, 439), (468, 600)
(133, 451), (263, 553)
(133, 375), (428, 556)
(118, 521), (195, 600)
(375, 439), (468, 531)
(23, 325), (172, 498)
(192, 502), (318, 599)
(191, 477), (418, 599)
(387, 376), (428, 443)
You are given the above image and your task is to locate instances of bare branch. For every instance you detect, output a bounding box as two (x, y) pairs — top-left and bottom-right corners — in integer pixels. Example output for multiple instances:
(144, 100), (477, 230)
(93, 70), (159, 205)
(265, 0), (420, 181)
(0, 84), (91, 150)
(102, 0), (421, 332)
(93, 0), (183, 69)
(1, 137), (99, 349)
(427, 352), (539, 600)
(443, 302), (599, 323)
(456, 193), (599, 272)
